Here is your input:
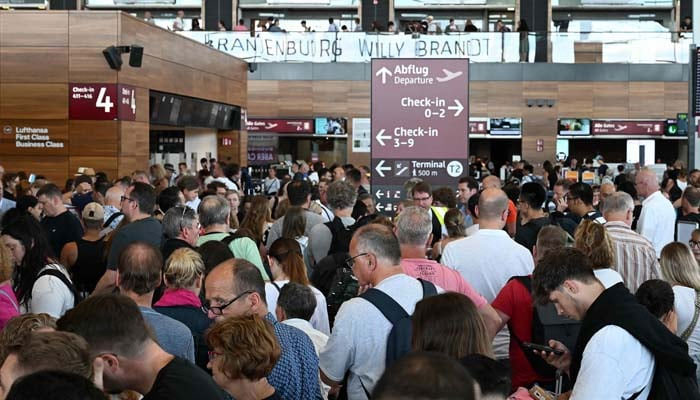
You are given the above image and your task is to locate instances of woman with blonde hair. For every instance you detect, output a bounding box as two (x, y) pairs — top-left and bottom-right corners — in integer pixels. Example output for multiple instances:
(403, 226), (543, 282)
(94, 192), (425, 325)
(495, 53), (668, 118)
(412, 292), (493, 358)
(206, 315), (281, 400)
(154, 247), (212, 370)
(574, 219), (624, 289)
(660, 242), (700, 383)
(265, 238), (329, 335)
(432, 208), (466, 262)
(149, 164), (169, 194)
(0, 243), (19, 330)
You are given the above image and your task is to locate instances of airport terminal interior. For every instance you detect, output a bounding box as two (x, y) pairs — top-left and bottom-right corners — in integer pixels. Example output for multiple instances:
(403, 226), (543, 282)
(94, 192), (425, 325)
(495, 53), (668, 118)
(2, 0), (700, 399)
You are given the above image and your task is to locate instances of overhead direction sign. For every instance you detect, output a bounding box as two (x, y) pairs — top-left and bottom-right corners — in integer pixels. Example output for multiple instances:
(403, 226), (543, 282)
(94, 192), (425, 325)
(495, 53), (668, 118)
(371, 58), (469, 214)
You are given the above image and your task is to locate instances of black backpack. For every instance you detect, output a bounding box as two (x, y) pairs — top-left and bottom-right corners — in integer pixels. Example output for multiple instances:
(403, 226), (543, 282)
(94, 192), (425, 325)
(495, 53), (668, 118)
(509, 276), (580, 377)
(360, 278), (437, 367)
(324, 217), (355, 255)
(311, 252), (358, 328)
(37, 268), (83, 306)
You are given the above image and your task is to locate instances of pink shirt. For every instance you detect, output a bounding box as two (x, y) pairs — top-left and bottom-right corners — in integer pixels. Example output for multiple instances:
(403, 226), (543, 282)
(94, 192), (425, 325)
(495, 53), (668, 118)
(400, 258), (487, 307)
(0, 284), (19, 330)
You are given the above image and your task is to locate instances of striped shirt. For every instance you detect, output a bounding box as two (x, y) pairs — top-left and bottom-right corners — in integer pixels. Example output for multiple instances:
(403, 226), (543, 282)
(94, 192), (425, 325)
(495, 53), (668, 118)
(604, 221), (661, 293)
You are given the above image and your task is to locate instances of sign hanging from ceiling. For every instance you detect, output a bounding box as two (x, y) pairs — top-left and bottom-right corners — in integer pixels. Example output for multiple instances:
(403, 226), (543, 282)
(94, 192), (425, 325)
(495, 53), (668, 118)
(371, 58), (469, 215)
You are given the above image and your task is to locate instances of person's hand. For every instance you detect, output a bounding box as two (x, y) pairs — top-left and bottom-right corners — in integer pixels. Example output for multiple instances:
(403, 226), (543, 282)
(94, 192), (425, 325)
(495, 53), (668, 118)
(555, 197), (567, 212)
(535, 340), (571, 374)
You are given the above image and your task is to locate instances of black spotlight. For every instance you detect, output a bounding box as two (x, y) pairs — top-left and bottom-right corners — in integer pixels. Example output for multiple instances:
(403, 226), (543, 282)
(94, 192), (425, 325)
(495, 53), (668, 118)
(102, 46), (122, 70)
(129, 45), (144, 67)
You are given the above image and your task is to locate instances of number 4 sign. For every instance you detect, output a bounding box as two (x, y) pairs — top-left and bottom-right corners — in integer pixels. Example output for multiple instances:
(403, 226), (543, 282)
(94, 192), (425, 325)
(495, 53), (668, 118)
(69, 84), (137, 121)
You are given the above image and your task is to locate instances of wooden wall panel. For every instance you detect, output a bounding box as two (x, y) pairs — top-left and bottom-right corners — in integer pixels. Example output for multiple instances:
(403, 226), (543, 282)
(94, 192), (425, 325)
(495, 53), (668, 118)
(69, 47), (118, 83)
(665, 82), (688, 116)
(0, 48), (69, 83)
(247, 81), (280, 117)
(557, 82), (594, 116)
(347, 82), (370, 117)
(629, 82), (665, 119)
(119, 121), (149, 156)
(0, 84), (68, 119)
(68, 12), (118, 48)
(487, 82), (524, 116)
(0, 12), (68, 47)
(470, 82), (488, 116)
(593, 82), (629, 118)
(0, 155), (69, 184)
(69, 120), (118, 157)
(69, 156), (118, 179)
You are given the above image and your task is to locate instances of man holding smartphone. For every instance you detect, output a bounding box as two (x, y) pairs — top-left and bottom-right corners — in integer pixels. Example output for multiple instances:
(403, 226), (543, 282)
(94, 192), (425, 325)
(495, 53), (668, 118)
(531, 247), (698, 399)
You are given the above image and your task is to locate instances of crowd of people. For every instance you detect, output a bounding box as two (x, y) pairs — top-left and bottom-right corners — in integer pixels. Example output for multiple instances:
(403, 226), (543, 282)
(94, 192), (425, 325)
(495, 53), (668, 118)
(0, 156), (699, 399)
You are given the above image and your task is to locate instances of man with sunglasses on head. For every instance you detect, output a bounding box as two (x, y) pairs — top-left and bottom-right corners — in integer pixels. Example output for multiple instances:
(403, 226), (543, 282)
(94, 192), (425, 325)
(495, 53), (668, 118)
(94, 182), (163, 294)
(204, 258), (322, 400)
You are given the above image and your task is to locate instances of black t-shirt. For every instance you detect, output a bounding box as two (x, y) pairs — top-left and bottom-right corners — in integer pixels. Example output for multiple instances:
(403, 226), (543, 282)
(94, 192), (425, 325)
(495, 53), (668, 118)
(41, 211), (84, 258)
(73, 237), (106, 294)
(514, 216), (551, 253)
(142, 357), (226, 400)
(680, 213), (700, 224)
(107, 217), (162, 269)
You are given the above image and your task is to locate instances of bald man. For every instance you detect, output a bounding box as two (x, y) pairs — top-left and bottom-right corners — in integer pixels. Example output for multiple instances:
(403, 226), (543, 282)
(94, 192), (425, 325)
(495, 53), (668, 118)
(441, 188), (534, 361)
(102, 185), (124, 232)
(635, 169), (676, 257)
(481, 175), (516, 236)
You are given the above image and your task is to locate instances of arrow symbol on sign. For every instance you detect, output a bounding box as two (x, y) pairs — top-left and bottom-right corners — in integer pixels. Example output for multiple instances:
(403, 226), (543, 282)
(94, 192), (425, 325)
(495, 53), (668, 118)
(375, 129), (391, 146)
(376, 190), (384, 199)
(376, 67), (392, 84)
(375, 160), (392, 177)
(448, 99), (464, 117)
(436, 69), (463, 83)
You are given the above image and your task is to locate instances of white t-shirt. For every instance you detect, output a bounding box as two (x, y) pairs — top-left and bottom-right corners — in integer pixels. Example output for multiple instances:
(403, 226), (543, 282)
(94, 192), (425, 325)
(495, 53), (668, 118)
(185, 197), (201, 212)
(673, 285), (700, 382)
(320, 274), (443, 400)
(594, 268), (625, 289)
(571, 325), (654, 400)
(22, 264), (74, 318)
(637, 190), (676, 258)
(441, 229), (534, 359)
(265, 280), (330, 335)
(214, 176), (239, 191)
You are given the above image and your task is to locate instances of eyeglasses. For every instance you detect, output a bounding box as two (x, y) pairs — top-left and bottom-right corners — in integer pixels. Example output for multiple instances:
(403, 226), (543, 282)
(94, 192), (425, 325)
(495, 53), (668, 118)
(202, 290), (254, 316)
(564, 195), (578, 202)
(121, 195), (135, 203)
(690, 240), (700, 249)
(208, 351), (223, 361)
(345, 253), (369, 268)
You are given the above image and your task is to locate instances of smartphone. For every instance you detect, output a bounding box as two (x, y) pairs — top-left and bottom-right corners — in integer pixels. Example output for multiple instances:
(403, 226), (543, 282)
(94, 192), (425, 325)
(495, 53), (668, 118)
(28, 174), (35, 184)
(522, 342), (565, 356)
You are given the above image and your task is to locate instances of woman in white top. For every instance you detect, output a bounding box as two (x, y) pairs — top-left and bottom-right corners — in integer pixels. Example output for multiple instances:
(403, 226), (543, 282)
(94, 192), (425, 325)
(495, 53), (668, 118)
(265, 238), (330, 335)
(660, 241), (700, 384)
(0, 215), (74, 318)
(574, 220), (625, 289)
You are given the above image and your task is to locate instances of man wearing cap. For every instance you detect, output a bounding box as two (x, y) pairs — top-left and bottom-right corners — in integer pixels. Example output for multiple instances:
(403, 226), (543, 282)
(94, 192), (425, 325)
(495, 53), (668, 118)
(68, 202), (108, 295)
(37, 183), (84, 267)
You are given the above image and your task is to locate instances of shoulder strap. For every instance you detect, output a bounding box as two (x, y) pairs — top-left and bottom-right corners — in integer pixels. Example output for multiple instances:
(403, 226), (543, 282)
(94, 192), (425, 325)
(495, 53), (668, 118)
(36, 268), (80, 305)
(419, 279), (437, 297)
(360, 288), (408, 325)
(681, 290), (700, 341)
(222, 232), (246, 246)
(0, 289), (19, 312)
(103, 212), (123, 228)
(270, 281), (281, 293)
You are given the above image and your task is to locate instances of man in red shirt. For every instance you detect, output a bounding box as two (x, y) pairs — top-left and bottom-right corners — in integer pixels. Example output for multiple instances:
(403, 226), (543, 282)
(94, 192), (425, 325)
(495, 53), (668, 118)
(396, 206), (501, 339)
(492, 225), (568, 390)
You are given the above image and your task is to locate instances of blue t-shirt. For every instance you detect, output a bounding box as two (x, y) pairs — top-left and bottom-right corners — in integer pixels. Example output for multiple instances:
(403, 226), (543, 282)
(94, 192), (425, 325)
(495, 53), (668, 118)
(140, 307), (195, 363)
